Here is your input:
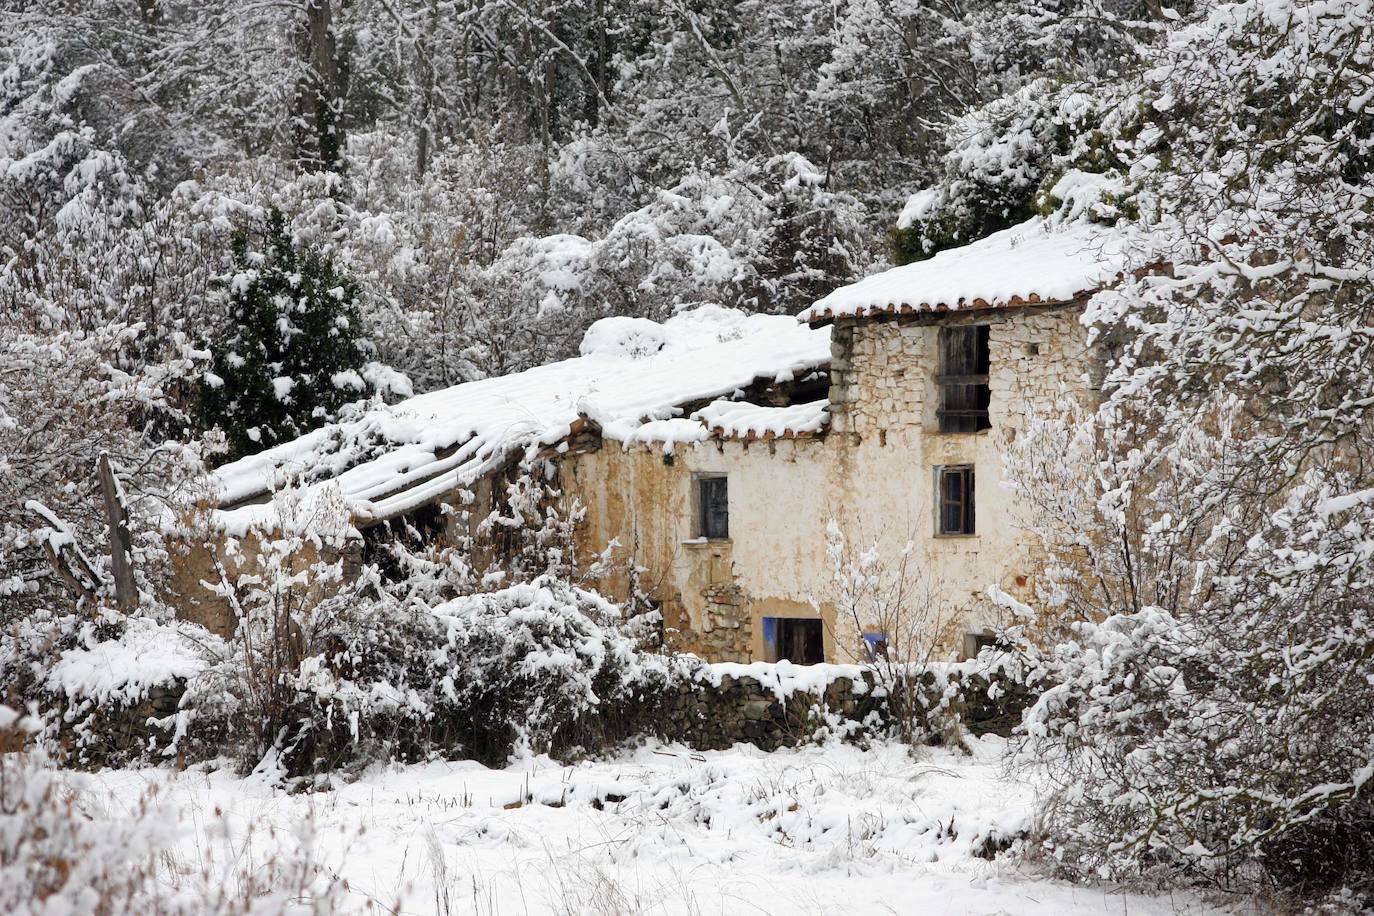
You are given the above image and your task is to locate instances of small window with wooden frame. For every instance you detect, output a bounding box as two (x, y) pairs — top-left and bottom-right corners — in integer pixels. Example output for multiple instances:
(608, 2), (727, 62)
(936, 465), (975, 536)
(694, 473), (729, 540)
(937, 325), (991, 433)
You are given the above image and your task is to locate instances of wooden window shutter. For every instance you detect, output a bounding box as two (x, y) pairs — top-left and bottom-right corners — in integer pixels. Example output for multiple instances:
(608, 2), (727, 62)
(937, 326), (991, 433)
(699, 476), (729, 539)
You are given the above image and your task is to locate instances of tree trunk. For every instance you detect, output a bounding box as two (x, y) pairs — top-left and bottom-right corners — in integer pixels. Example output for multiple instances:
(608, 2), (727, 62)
(136, 0), (163, 32)
(414, 2), (437, 178)
(295, 0), (346, 174)
(585, 0), (607, 128)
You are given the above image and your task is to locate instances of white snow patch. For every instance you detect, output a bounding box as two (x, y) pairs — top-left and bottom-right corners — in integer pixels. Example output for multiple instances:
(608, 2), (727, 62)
(46, 618), (211, 707)
(696, 659), (869, 699)
(81, 739), (1222, 916)
(695, 398), (829, 438)
(579, 315), (668, 360)
(361, 361), (414, 398)
(896, 187), (940, 230)
(331, 369), (365, 391)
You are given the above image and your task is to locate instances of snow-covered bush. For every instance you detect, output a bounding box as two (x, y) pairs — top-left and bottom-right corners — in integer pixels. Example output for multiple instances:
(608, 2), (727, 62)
(998, 1), (1374, 897)
(182, 484), (400, 776)
(0, 705), (172, 915)
(0, 309), (213, 629)
(1, 609), (213, 767)
(892, 79), (1134, 264)
(1003, 424), (1374, 890)
(180, 469), (673, 777)
(462, 152), (877, 376)
(185, 562), (673, 776)
(1008, 401), (1374, 895)
(432, 577), (674, 762)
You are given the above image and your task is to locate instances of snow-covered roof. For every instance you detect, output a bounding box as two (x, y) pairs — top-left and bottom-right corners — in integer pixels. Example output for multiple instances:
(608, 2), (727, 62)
(799, 218), (1129, 326)
(212, 307), (831, 533)
(697, 399), (829, 440)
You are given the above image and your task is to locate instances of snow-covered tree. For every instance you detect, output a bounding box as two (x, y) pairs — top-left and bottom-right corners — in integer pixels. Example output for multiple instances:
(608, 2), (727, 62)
(995, 0), (1374, 897)
(196, 210), (371, 462)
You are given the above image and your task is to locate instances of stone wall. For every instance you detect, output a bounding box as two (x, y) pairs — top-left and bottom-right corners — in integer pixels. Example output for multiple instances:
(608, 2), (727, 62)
(827, 317), (928, 437)
(51, 683), (184, 769)
(695, 580), (753, 662)
(656, 662), (1035, 752)
(828, 304), (1094, 441)
(44, 663), (1033, 768)
(987, 305), (1097, 439)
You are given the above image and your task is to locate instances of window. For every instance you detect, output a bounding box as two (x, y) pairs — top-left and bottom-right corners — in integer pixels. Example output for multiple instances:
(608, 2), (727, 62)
(937, 325), (991, 432)
(962, 631), (1007, 660)
(763, 617), (825, 664)
(937, 466), (975, 536)
(696, 474), (728, 539)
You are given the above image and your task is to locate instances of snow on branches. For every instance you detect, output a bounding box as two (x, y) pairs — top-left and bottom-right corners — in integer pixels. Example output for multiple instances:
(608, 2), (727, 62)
(998, 0), (1374, 896)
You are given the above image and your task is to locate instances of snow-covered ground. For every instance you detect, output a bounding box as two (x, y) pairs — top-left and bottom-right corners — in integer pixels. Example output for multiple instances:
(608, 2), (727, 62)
(85, 737), (1225, 915)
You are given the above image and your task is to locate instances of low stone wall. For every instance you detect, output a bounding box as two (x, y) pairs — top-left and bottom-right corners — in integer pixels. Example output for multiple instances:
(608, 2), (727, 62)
(937, 666), (1035, 739)
(43, 661), (1034, 769)
(656, 660), (1034, 752)
(51, 683), (184, 769)
(664, 668), (877, 751)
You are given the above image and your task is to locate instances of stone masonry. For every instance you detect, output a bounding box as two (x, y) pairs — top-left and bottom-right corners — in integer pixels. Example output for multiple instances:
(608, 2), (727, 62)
(827, 317), (928, 436)
(828, 304), (1093, 441)
(657, 662), (1036, 752)
(53, 683), (185, 769)
(695, 582), (752, 662)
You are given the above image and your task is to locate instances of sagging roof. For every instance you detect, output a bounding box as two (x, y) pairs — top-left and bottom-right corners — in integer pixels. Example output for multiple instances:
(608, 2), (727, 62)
(799, 218), (1130, 326)
(211, 307), (831, 533)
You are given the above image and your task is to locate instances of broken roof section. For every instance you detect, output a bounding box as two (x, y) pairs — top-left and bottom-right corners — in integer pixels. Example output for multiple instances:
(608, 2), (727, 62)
(799, 217), (1130, 326)
(211, 306), (831, 533)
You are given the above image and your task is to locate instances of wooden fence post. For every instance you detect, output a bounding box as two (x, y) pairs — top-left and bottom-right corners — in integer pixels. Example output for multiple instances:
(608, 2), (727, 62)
(97, 452), (137, 611)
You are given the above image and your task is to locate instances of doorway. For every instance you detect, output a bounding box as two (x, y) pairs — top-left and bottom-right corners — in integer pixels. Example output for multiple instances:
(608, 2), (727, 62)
(763, 617), (825, 664)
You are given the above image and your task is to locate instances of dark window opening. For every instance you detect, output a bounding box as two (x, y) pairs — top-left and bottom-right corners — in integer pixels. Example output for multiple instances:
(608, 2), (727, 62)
(938, 325), (991, 433)
(786, 370), (831, 405)
(696, 475), (728, 539)
(938, 466), (976, 536)
(763, 617), (825, 664)
(963, 631), (1009, 660)
(692, 369), (831, 412)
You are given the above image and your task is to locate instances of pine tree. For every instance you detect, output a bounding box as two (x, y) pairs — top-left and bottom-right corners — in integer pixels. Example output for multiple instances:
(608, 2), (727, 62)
(197, 209), (368, 463)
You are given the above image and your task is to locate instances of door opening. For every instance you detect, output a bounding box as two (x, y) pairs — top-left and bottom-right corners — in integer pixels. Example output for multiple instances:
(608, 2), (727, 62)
(763, 617), (825, 664)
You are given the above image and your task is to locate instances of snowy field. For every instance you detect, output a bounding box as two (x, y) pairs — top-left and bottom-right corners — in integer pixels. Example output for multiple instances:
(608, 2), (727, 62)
(85, 737), (1226, 916)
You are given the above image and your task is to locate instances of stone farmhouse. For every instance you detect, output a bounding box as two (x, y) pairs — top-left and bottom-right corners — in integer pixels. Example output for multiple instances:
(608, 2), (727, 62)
(198, 218), (1130, 664)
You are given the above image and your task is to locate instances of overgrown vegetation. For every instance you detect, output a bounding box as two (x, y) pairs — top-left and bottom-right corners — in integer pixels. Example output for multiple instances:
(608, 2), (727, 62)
(988, 0), (1374, 902)
(819, 520), (961, 746)
(0, 704), (359, 915)
(5, 0), (1373, 909)
(172, 466), (678, 778)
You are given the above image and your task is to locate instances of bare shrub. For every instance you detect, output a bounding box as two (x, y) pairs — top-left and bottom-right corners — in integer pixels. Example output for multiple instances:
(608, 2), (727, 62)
(819, 519), (959, 745)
